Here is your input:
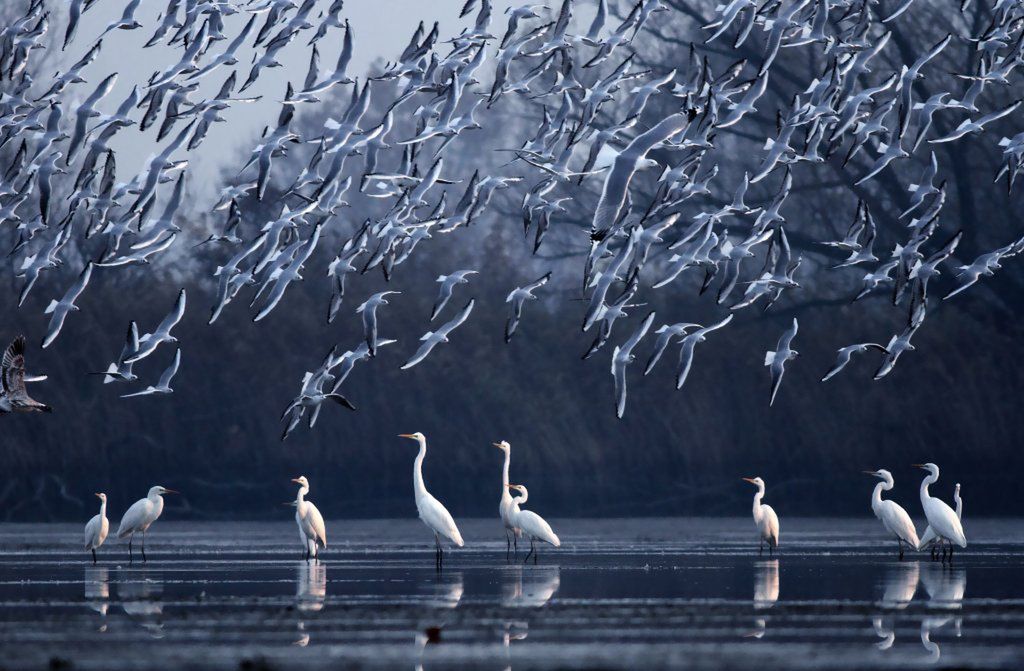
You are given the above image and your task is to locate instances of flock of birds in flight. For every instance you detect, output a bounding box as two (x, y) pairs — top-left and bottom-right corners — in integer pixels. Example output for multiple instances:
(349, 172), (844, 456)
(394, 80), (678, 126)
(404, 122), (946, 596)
(0, 0), (1021, 427)
(79, 431), (967, 569)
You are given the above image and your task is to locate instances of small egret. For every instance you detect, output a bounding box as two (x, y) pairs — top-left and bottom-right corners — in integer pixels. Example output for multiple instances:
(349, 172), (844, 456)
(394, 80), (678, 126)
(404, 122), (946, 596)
(864, 469), (919, 559)
(507, 484), (560, 564)
(116, 485), (177, 562)
(494, 440), (521, 558)
(919, 482), (963, 557)
(399, 432), (464, 568)
(84, 493), (109, 564)
(913, 463), (966, 562)
(291, 476), (327, 560)
(742, 477), (779, 556)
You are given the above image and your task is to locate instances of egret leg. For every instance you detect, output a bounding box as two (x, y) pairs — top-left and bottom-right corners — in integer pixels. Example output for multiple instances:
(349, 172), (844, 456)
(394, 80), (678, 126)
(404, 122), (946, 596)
(513, 533), (518, 557)
(948, 544), (954, 563)
(141, 531), (147, 563)
(533, 539), (538, 564)
(523, 538), (535, 565)
(435, 533), (443, 571)
(506, 530), (511, 561)
(128, 534), (134, 563)
(898, 540), (904, 561)
(91, 548), (97, 564)
(759, 540), (763, 556)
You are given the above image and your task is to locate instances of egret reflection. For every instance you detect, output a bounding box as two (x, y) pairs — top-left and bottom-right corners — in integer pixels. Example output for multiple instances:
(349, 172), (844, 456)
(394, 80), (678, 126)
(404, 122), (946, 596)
(753, 560), (779, 609)
(879, 561), (919, 609)
(501, 565), (560, 608)
(116, 569), (164, 637)
(872, 616), (895, 650)
(424, 570), (464, 609)
(918, 565), (966, 662)
(296, 560), (327, 612)
(84, 566), (109, 618)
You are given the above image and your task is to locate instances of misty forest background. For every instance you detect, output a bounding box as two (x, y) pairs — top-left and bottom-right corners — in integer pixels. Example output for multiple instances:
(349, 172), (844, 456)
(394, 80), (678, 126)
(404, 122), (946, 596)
(2, 0), (1022, 521)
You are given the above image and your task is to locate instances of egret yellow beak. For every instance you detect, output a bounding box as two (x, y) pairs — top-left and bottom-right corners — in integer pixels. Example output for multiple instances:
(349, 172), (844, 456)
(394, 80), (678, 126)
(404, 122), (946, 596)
(741, 477), (757, 484)
(911, 464), (925, 469)
(291, 478), (302, 484)
(163, 488), (178, 494)
(94, 492), (103, 498)
(862, 470), (878, 476)
(398, 433), (416, 439)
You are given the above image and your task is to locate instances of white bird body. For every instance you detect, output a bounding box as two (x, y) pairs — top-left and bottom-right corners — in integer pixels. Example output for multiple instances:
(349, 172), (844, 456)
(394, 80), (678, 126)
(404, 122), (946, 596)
(916, 464), (966, 553)
(865, 469), (919, 556)
(84, 493), (109, 562)
(494, 441), (522, 553)
(400, 433), (463, 567)
(743, 477), (779, 554)
(508, 484), (560, 562)
(920, 483), (961, 551)
(116, 485), (176, 561)
(291, 476), (327, 558)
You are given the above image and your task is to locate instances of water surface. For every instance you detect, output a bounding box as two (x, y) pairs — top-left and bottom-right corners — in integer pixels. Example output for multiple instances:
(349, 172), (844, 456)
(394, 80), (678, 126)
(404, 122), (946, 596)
(1, 518), (1022, 669)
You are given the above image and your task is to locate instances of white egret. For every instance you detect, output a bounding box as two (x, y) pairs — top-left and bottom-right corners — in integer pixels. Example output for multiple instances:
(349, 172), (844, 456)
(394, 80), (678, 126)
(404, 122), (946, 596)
(913, 463), (966, 562)
(116, 485), (177, 562)
(84, 492), (109, 564)
(507, 484), (560, 564)
(399, 432), (464, 568)
(290, 476), (327, 560)
(919, 482), (963, 557)
(864, 469), (919, 559)
(742, 477), (779, 556)
(494, 440), (521, 558)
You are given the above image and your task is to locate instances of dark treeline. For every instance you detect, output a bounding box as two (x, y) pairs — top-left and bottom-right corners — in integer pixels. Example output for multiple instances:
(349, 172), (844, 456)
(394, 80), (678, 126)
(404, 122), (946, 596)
(2, 0), (1023, 521)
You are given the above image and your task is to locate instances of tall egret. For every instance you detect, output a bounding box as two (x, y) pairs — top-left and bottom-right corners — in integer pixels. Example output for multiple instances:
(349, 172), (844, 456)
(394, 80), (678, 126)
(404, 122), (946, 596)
(494, 440), (521, 558)
(913, 463), (966, 562)
(116, 486), (177, 562)
(399, 432), (464, 568)
(742, 477), (779, 556)
(291, 476), (327, 560)
(507, 484), (560, 563)
(84, 492), (109, 564)
(864, 469), (919, 559)
(919, 482), (963, 557)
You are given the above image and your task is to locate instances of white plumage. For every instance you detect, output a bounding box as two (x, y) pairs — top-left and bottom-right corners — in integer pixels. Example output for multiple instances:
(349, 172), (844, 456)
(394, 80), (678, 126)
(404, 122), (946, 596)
(116, 485), (176, 562)
(743, 477), (779, 555)
(400, 432), (464, 567)
(507, 484), (560, 563)
(865, 469), (919, 558)
(494, 441), (522, 555)
(84, 492), (109, 563)
(919, 483), (962, 552)
(915, 464), (966, 556)
(291, 476), (327, 559)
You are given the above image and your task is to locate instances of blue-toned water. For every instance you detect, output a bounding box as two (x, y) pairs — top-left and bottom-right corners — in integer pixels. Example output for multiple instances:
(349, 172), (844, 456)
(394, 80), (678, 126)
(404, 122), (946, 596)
(0, 518), (1021, 669)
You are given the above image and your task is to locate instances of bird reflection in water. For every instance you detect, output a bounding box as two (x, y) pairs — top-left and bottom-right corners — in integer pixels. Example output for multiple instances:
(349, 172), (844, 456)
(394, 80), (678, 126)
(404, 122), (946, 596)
(872, 561), (920, 650)
(747, 559), (779, 639)
(84, 566), (109, 626)
(425, 570), (464, 609)
(501, 621), (529, 671)
(501, 565), (560, 608)
(296, 560), (327, 612)
(294, 560), (327, 646)
(919, 565), (966, 662)
(116, 568), (164, 637)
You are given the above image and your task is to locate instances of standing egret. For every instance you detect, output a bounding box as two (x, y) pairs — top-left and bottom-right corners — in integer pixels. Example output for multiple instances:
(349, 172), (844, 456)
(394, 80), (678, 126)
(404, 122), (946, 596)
(291, 476), (327, 560)
(742, 477), (779, 556)
(507, 484), (560, 564)
(116, 486), (177, 562)
(919, 482), (963, 557)
(399, 432), (464, 568)
(865, 469), (919, 559)
(494, 440), (521, 558)
(913, 463), (966, 562)
(84, 492), (109, 564)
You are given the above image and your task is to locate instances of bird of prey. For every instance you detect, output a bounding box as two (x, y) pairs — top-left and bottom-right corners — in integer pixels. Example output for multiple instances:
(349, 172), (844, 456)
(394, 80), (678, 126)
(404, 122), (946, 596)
(1, 336), (52, 414)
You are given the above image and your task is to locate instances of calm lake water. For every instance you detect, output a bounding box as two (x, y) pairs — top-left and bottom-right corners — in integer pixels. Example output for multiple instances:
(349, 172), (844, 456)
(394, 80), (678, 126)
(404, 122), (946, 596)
(0, 518), (1022, 669)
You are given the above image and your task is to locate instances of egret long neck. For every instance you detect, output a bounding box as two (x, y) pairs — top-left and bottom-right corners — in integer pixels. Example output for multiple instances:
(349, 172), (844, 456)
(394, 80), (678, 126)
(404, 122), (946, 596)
(413, 438), (428, 497)
(919, 471), (937, 503)
(954, 492), (963, 519)
(513, 489), (528, 507)
(501, 450), (512, 502)
(752, 485), (764, 521)
(871, 482), (884, 513)
(99, 500), (106, 519)
(296, 485), (308, 503)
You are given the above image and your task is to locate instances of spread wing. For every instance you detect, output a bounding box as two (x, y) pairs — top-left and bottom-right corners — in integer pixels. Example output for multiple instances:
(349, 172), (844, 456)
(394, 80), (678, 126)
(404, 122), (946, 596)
(2, 336), (27, 396)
